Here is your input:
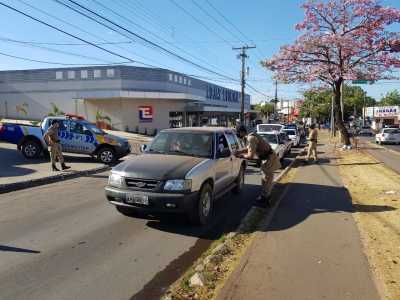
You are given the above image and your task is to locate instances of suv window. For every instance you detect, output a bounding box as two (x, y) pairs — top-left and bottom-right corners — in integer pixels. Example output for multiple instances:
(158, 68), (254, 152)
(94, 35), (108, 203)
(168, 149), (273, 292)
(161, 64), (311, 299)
(217, 134), (230, 153)
(226, 132), (239, 151)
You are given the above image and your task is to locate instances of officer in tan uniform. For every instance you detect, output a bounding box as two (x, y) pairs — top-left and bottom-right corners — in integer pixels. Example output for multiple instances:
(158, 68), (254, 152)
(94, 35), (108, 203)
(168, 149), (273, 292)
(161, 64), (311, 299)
(44, 120), (70, 171)
(237, 126), (281, 206)
(306, 123), (318, 163)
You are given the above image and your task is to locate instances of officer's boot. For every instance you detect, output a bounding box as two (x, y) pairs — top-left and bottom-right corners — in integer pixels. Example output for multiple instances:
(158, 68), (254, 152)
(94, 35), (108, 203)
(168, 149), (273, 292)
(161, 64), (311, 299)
(61, 163), (71, 170)
(52, 164), (60, 171)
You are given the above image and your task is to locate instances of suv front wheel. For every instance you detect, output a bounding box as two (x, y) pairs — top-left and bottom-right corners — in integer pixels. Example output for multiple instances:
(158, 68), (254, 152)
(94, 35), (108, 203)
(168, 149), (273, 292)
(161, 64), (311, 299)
(188, 183), (213, 226)
(98, 146), (116, 164)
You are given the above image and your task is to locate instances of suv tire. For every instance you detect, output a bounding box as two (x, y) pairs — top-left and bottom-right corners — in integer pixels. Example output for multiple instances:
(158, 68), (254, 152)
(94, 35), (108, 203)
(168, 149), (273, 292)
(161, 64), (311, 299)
(98, 146), (116, 164)
(21, 139), (42, 159)
(188, 183), (213, 226)
(232, 166), (245, 194)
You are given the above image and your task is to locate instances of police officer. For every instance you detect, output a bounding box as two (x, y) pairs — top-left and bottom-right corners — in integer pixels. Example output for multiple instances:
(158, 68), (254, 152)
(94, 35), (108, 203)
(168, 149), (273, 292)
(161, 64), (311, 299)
(237, 126), (281, 206)
(306, 123), (318, 163)
(44, 120), (70, 171)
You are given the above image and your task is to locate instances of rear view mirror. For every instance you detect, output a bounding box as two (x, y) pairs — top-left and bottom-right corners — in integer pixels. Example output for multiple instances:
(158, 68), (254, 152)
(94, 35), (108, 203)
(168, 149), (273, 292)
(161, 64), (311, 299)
(140, 144), (147, 152)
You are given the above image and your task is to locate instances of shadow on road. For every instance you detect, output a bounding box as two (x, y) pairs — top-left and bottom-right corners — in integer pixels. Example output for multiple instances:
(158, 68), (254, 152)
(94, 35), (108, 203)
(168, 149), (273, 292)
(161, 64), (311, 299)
(263, 182), (396, 233)
(0, 245), (40, 254)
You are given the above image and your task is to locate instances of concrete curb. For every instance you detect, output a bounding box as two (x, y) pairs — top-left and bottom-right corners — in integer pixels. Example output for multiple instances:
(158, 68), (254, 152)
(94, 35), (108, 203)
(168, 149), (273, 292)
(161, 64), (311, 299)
(0, 165), (110, 194)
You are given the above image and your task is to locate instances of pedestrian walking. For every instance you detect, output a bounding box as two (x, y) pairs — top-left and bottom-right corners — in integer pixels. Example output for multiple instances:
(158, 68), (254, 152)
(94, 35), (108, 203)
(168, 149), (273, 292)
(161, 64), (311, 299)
(43, 120), (70, 171)
(236, 126), (281, 206)
(306, 123), (318, 163)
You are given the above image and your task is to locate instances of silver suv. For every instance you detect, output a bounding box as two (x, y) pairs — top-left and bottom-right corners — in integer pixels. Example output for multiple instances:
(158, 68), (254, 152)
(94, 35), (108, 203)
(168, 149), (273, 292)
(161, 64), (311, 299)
(105, 127), (246, 225)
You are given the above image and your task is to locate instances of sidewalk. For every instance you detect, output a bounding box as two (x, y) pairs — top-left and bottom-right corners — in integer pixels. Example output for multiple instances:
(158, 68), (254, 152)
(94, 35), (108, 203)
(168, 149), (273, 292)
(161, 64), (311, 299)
(218, 143), (381, 300)
(0, 141), (128, 193)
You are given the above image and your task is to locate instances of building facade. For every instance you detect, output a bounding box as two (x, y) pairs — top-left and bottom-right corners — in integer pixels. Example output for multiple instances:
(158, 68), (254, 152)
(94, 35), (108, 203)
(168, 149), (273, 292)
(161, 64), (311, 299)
(364, 106), (400, 129)
(0, 66), (250, 134)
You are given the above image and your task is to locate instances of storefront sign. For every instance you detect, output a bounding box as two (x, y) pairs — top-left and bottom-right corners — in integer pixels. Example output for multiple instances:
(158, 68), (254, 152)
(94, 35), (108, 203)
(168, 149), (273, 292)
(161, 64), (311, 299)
(374, 106), (399, 117)
(206, 84), (240, 103)
(139, 106), (153, 122)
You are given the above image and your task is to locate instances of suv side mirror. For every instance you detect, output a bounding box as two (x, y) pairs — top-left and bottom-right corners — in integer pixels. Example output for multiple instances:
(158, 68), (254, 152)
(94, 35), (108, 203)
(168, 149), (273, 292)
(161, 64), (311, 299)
(218, 148), (231, 158)
(140, 144), (147, 152)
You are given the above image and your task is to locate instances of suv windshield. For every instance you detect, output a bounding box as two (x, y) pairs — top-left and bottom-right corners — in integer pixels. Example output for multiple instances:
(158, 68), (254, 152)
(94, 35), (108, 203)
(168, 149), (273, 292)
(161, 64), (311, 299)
(259, 134), (278, 144)
(258, 124), (282, 132)
(284, 130), (296, 136)
(148, 131), (213, 158)
(84, 123), (104, 135)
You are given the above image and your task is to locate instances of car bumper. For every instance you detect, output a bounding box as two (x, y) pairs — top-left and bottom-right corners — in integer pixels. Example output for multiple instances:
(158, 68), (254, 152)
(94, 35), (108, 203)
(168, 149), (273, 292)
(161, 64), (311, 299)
(105, 186), (198, 214)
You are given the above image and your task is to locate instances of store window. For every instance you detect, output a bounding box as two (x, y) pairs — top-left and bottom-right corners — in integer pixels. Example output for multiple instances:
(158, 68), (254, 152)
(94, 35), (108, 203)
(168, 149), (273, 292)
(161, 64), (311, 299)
(183, 77), (187, 85)
(55, 71), (63, 80)
(174, 74), (178, 82)
(94, 69), (101, 78)
(67, 70), (75, 79)
(179, 76), (183, 84)
(168, 73), (173, 81)
(81, 70), (88, 79)
(106, 68), (115, 78)
(188, 79), (192, 86)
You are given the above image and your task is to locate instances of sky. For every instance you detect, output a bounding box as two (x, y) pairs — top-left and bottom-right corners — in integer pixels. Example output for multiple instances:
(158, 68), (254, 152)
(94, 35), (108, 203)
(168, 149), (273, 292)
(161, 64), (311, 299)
(0, 0), (399, 104)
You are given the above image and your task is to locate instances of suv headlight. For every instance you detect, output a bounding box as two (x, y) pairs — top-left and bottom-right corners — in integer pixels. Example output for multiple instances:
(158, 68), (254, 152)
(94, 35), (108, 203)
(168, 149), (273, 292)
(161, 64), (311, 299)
(164, 179), (192, 191)
(108, 173), (124, 187)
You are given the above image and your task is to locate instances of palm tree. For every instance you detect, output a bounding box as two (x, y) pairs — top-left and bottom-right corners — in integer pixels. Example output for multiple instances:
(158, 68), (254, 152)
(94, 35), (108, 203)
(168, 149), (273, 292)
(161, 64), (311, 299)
(47, 103), (65, 116)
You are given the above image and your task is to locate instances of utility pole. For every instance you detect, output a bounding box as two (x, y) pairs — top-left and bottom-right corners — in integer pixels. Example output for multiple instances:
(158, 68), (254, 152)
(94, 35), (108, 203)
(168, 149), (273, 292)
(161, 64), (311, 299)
(233, 45), (256, 125)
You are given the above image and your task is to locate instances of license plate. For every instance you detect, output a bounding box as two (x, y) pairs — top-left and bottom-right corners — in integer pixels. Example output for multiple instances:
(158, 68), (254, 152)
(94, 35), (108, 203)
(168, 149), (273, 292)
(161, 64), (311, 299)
(125, 194), (149, 205)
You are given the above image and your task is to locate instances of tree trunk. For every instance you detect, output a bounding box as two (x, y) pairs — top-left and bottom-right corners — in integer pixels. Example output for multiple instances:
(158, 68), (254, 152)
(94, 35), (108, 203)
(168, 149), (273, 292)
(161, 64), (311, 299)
(333, 81), (351, 145)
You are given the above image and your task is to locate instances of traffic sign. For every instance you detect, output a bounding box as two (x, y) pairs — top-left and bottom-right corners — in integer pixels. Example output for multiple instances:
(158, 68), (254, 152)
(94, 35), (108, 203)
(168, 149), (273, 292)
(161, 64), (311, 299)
(352, 80), (375, 84)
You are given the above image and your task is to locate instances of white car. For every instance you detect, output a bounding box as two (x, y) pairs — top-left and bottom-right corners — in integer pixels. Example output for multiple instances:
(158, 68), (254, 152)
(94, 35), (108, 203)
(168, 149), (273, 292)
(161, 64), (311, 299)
(375, 128), (400, 145)
(358, 126), (374, 136)
(258, 132), (286, 161)
(257, 123), (284, 134)
(283, 128), (301, 147)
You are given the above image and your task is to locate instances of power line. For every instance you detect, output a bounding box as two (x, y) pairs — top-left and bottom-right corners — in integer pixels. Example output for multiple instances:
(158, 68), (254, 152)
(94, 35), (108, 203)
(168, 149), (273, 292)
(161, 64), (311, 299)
(0, 1), (151, 66)
(0, 37), (132, 46)
(116, 0), (239, 76)
(168, 0), (234, 47)
(191, 0), (246, 44)
(15, 0), (165, 68)
(88, 0), (234, 78)
(0, 36), (121, 64)
(0, 50), (129, 66)
(54, 0), (238, 81)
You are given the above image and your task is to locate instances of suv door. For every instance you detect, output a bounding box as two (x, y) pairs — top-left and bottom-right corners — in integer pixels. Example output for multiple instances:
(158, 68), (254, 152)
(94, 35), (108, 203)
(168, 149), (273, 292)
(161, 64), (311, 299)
(68, 121), (97, 154)
(226, 132), (242, 179)
(215, 133), (233, 194)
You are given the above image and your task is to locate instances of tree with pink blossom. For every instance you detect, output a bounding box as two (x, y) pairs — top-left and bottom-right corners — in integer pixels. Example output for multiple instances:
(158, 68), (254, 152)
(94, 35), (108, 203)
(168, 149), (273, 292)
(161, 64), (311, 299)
(262, 0), (400, 145)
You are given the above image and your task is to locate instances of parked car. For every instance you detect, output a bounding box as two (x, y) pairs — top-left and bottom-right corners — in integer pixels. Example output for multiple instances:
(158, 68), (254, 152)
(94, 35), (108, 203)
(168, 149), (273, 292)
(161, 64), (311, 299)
(0, 115), (130, 163)
(278, 131), (292, 154)
(256, 123), (284, 134)
(258, 132), (286, 161)
(283, 128), (301, 147)
(105, 127), (246, 225)
(375, 128), (400, 145)
(358, 126), (374, 136)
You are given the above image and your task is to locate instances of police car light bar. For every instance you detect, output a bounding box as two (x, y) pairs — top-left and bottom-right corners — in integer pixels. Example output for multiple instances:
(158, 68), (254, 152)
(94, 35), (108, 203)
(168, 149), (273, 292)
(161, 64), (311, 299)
(65, 114), (85, 120)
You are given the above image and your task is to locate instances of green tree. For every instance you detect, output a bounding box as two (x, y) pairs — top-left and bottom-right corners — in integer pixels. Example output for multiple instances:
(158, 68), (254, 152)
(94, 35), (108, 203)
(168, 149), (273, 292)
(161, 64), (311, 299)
(254, 102), (275, 118)
(47, 103), (64, 116)
(300, 85), (375, 121)
(95, 110), (112, 123)
(379, 90), (400, 106)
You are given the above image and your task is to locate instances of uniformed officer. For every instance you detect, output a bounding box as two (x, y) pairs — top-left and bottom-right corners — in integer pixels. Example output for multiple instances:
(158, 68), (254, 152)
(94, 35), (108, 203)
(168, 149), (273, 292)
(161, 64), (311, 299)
(306, 123), (318, 163)
(237, 126), (281, 206)
(44, 120), (70, 171)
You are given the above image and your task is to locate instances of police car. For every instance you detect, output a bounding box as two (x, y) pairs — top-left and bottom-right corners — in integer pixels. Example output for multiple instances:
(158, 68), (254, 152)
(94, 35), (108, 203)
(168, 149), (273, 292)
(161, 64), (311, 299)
(0, 114), (131, 164)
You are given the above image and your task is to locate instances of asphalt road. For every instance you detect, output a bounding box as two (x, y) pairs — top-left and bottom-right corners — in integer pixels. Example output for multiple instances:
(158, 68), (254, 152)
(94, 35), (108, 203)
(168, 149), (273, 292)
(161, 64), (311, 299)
(357, 136), (400, 174)
(0, 148), (302, 300)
